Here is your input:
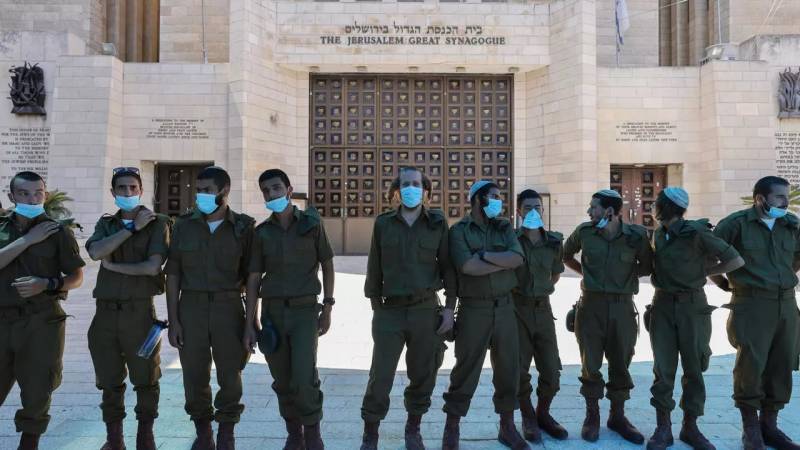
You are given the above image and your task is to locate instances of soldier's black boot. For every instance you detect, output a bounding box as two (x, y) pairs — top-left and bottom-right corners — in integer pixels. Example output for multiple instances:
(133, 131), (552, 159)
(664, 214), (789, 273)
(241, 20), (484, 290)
(136, 419), (156, 450)
(680, 414), (715, 450)
(581, 397), (600, 442)
(607, 400), (645, 444)
(647, 409), (673, 450)
(760, 409), (800, 450)
(191, 419), (215, 450)
(404, 414), (425, 450)
(303, 422), (323, 450)
(215, 423), (235, 450)
(740, 406), (765, 450)
(17, 433), (40, 450)
(497, 411), (530, 450)
(519, 397), (542, 443)
(283, 419), (304, 450)
(536, 395), (568, 440)
(441, 413), (460, 450)
(101, 420), (126, 450)
(359, 421), (378, 450)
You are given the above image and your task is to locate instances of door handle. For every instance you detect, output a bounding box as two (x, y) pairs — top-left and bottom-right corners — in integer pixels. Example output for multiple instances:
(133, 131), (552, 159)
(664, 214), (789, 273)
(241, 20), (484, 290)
(629, 209), (634, 222)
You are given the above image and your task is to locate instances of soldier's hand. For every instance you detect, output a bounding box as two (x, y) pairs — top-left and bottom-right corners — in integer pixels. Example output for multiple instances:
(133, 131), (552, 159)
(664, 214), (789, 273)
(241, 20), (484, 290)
(22, 221), (60, 245)
(437, 307), (455, 336)
(134, 208), (156, 231)
(243, 325), (259, 353)
(11, 276), (49, 298)
(318, 305), (332, 336)
(168, 321), (184, 349)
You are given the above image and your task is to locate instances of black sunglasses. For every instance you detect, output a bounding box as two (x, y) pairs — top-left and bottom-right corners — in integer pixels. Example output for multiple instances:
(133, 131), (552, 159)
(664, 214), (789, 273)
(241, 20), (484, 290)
(113, 167), (140, 175)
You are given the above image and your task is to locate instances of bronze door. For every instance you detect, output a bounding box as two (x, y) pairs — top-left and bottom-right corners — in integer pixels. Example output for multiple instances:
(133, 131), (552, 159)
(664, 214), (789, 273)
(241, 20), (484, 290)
(155, 163), (213, 218)
(610, 166), (667, 236)
(310, 74), (513, 254)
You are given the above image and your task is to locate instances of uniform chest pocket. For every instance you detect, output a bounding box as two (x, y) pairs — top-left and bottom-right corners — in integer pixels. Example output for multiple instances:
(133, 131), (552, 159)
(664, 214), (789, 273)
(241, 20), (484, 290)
(534, 251), (555, 270)
(287, 236), (316, 265)
(619, 248), (636, 263)
(178, 241), (202, 266)
(380, 235), (401, 264)
(217, 246), (241, 271)
(464, 232), (485, 253)
(741, 238), (766, 259)
(418, 235), (439, 263)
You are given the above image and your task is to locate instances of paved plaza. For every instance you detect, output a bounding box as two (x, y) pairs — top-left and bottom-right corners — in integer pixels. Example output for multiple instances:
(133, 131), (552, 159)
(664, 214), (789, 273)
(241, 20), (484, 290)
(1, 255), (799, 449)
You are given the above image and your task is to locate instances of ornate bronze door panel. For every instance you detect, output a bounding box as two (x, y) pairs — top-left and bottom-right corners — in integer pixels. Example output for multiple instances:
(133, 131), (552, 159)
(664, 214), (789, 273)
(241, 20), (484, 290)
(155, 163), (213, 218)
(310, 74), (513, 254)
(610, 166), (667, 237)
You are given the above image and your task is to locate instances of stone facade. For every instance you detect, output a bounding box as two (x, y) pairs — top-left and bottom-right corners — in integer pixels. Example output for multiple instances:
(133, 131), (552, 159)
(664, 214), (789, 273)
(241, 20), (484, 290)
(0, 0), (799, 249)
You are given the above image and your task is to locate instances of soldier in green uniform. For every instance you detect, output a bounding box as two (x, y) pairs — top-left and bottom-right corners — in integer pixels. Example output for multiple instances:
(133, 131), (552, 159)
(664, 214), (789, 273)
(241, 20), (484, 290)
(85, 167), (171, 450)
(165, 166), (254, 450)
(563, 189), (653, 444)
(512, 189), (568, 443)
(359, 167), (457, 450)
(0, 171), (85, 450)
(242, 169), (335, 450)
(711, 176), (800, 450)
(441, 180), (529, 450)
(646, 187), (743, 450)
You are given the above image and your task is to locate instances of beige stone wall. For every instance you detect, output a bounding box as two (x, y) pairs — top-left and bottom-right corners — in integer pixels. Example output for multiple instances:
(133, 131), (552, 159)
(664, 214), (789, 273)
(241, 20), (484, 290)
(160, 0), (230, 63)
(274, 0), (549, 71)
(596, 0), (659, 67)
(0, 0), (104, 54)
(47, 56), (125, 226)
(729, 0), (800, 43)
(229, 0), (306, 218)
(523, 0), (599, 234)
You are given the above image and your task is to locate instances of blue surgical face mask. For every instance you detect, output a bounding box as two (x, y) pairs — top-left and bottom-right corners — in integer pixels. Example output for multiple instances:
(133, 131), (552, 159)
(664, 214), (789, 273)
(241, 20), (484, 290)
(266, 195), (290, 213)
(522, 209), (544, 230)
(195, 193), (219, 215)
(14, 202), (45, 219)
(483, 198), (502, 219)
(767, 207), (788, 219)
(400, 186), (423, 209)
(595, 216), (610, 229)
(115, 195), (140, 212)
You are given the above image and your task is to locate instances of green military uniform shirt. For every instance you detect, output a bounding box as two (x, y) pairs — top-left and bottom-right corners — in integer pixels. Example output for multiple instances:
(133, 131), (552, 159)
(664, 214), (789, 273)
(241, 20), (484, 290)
(364, 207), (457, 306)
(563, 221), (653, 294)
(651, 218), (739, 292)
(713, 207), (800, 291)
(0, 212), (85, 306)
(513, 229), (565, 298)
(164, 207), (255, 292)
(449, 214), (523, 299)
(248, 205), (333, 299)
(86, 209), (171, 299)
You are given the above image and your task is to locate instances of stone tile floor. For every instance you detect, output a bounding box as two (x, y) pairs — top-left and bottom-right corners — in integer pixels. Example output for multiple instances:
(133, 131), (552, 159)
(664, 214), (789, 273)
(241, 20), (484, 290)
(1, 256), (799, 449)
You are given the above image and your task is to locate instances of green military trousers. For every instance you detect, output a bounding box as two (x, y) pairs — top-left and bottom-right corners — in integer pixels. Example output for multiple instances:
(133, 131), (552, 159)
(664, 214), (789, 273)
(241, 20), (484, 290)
(648, 290), (713, 416)
(575, 292), (638, 402)
(726, 289), (800, 411)
(178, 291), (248, 423)
(88, 298), (161, 423)
(361, 294), (446, 423)
(263, 295), (324, 426)
(513, 295), (562, 400)
(0, 298), (66, 435)
(443, 295), (520, 416)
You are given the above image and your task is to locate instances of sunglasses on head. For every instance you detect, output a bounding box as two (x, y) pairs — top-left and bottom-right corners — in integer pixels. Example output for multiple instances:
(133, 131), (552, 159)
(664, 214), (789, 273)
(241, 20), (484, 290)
(113, 167), (140, 175)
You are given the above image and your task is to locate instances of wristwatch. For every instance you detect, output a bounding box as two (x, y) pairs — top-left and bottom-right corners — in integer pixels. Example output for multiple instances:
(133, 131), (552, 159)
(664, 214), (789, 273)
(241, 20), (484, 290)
(322, 297), (336, 306)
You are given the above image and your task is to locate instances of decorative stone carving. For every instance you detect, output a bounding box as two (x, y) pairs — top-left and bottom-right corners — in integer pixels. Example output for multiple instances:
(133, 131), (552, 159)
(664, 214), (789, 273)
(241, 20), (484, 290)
(8, 62), (46, 116)
(778, 67), (800, 118)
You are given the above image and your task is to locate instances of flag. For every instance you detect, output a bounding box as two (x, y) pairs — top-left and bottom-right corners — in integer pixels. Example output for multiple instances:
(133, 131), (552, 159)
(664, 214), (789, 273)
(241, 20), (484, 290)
(615, 0), (630, 46)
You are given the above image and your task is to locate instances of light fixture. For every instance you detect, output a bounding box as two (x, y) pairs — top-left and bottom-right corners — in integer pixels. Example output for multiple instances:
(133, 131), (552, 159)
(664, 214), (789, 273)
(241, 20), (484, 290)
(356, 65), (368, 72)
(101, 43), (117, 56)
(309, 66), (320, 72)
(408, 66), (419, 72)
(456, 66), (466, 73)
(508, 66), (519, 73)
